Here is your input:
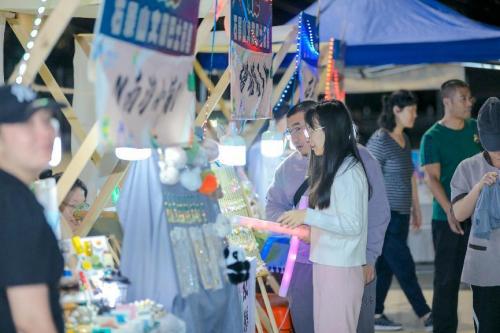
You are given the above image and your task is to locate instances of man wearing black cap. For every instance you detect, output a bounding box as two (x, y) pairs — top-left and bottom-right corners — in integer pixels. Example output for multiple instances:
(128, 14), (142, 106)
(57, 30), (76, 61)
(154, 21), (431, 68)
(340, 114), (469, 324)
(451, 97), (500, 333)
(0, 84), (64, 333)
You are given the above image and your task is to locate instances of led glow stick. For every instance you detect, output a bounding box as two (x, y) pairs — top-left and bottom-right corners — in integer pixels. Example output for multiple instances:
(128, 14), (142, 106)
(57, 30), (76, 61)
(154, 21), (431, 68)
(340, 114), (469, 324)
(279, 196), (309, 297)
(279, 235), (300, 297)
(234, 216), (310, 239)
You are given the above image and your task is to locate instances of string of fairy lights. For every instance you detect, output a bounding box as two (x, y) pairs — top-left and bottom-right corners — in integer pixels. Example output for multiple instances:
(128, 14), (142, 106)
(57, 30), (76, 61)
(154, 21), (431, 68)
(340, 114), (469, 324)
(15, 0), (48, 85)
(273, 12), (320, 114)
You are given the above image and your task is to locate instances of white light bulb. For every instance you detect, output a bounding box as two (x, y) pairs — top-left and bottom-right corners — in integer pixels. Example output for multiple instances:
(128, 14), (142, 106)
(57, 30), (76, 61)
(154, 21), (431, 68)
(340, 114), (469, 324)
(23, 53), (30, 61)
(30, 30), (38, 38)
(261, 120), (284, 158)
(218, 131), (246, 166)
(115, 147), (152, 161)
(27, 41), (34, 49)
(38, 6), (46, 14)
(34, 18), (42, 26)
(15, 76), (23, 84)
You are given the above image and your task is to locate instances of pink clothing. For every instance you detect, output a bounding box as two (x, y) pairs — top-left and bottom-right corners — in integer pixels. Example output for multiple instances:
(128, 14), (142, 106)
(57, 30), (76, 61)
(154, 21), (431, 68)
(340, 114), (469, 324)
(313, 264), (364, 333)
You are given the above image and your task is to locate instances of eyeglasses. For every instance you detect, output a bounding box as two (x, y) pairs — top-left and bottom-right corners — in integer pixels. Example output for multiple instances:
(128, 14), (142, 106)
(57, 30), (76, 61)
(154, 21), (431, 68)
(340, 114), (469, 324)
(62, 201), (89, 212)
(284, 126), (304, 138)
(304, 126), (325, 139)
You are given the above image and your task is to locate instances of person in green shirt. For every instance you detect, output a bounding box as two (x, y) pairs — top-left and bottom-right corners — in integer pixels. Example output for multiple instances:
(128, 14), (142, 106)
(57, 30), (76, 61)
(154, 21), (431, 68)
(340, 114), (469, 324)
(420, 79), (482, 333)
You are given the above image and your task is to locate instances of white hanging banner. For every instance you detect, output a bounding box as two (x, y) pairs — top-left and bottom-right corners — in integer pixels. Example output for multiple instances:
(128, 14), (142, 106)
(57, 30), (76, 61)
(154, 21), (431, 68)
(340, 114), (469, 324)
(230, 43), (272, 120)
(230, 0), (273, 120)
(300, 60), (319, 101)
(92, 0), (199, 149)
(238, 258), (256, 333)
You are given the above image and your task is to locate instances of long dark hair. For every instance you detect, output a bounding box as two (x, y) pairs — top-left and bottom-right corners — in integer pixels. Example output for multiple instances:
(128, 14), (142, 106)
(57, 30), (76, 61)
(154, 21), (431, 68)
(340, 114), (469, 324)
(305, 100), (371, 209)
(378, 90), (417, 131)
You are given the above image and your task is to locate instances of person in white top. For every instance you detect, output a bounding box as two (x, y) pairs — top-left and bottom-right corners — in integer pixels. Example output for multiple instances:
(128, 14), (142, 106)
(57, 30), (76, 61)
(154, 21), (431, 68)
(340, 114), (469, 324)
(278, 100), (370, 333)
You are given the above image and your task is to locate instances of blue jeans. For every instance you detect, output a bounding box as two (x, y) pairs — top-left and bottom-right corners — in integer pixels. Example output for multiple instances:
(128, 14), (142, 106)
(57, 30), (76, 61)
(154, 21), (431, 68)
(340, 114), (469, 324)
(375, 211), (431, 318)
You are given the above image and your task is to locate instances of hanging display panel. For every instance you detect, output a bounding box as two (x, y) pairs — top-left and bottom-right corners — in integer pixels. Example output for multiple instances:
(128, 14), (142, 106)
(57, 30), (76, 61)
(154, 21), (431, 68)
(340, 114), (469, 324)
(92, 0), (199, 148)
(230, 0), (273, 120)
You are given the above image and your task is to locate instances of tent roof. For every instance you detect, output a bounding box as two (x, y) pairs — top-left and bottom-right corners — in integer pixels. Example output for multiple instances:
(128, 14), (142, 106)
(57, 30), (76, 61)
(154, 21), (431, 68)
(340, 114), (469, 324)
(290, 0), (500, 66)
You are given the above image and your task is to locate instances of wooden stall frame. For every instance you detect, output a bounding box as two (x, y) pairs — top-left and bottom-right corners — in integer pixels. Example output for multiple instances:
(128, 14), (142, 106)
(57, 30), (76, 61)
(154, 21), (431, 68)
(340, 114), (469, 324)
(5, 3), (311, 331)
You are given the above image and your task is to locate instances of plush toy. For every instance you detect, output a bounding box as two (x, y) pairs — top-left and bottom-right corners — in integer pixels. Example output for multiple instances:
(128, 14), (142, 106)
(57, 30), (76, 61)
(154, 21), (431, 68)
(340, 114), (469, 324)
(159, 166), (180, 185)
(198, 170), (218, 195)
(180, 167), (202, 191)
(224, 245), (250, 284)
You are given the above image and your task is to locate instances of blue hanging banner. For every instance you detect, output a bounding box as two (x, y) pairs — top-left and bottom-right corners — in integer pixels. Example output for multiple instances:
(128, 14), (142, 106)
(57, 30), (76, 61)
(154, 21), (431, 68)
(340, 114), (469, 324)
(98, 0), (200, 56)
(297, 12), (320, 101)
(230, 0), (273, 120)
(92, 0), (200, 149)
(230, 0), (272, 54)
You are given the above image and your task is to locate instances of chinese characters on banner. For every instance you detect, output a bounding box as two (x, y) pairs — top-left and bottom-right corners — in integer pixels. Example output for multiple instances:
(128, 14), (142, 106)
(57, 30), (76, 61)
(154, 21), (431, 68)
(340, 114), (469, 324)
(230, 0), (273, 120)
(238, 258), (256, 333)
(297, 12), (319, 101)
(92, 0), (200, 149)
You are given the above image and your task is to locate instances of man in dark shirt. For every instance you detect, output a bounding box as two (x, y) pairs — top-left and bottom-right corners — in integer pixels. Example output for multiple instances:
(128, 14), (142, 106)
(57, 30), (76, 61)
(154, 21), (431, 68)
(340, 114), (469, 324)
(0, 84), (64, 333)
(420, 80), (482, 333)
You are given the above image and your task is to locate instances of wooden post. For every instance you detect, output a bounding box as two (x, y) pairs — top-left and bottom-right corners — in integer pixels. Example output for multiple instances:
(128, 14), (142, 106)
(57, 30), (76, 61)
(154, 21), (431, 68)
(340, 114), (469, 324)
(57, 123), (99, 206)
(75, 34), (93, 57)
(257, 276), (279, 333)
(255, 306), (265, 333)
(75, 161), (129, 237)
(193, 60), (231, 120)
(8, 0), (81, 85)
(256, 302), (274, 333)
(195, 69), (230, 126)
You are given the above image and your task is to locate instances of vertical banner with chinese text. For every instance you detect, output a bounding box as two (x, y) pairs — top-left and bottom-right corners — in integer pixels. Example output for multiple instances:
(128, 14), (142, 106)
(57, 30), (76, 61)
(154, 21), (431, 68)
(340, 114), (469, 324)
(92, 0), (200, 149)
(238, 258), (256, 332)
(230, 0), (273, 120)
(297, 12), (319, 101)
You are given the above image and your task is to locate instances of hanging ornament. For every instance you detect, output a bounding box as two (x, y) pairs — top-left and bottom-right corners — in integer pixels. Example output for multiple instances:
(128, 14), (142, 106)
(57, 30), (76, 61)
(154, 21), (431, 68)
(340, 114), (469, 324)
(199, 172), (218, 195)
(180, 167), (202, 191)
(163, 147), (188, 169)
(160, 166), (180, 185)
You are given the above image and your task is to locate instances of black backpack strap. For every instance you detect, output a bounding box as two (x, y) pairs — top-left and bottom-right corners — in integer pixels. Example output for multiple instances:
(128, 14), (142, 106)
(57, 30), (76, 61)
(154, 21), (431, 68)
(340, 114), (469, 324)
(293, 177), (309, 207)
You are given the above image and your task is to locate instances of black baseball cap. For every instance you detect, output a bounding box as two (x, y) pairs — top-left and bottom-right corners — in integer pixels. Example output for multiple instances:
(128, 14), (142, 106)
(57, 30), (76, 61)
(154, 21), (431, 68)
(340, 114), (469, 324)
(478, 97), (500, 152)
(0, 84), (65, 124)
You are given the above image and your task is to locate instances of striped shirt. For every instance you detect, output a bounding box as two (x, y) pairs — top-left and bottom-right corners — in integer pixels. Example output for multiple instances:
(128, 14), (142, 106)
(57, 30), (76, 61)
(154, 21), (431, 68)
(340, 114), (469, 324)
(367, 129), (414, 214)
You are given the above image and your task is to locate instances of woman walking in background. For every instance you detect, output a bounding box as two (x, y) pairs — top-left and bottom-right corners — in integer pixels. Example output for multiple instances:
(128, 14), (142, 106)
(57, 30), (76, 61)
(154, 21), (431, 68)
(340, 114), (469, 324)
(367, 90), (433, 331)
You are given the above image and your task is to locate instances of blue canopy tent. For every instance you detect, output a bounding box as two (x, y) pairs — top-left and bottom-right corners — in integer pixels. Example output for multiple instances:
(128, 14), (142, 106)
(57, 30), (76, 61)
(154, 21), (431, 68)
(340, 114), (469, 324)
(198, 0), (500, 69)
(291, 0), (500, 66)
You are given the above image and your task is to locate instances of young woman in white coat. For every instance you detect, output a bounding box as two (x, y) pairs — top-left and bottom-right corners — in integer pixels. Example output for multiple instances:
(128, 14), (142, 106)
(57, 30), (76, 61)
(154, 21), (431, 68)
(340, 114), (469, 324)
(278, 100), (371, 333)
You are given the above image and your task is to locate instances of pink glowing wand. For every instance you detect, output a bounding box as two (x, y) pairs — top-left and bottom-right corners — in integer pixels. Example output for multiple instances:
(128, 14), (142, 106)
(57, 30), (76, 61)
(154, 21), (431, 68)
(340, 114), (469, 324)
(233, 216), (310, 239)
